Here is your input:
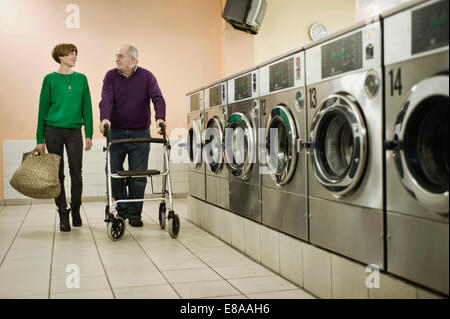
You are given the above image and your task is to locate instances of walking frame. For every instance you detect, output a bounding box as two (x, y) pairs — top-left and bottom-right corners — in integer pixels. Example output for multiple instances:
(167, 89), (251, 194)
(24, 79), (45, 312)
(102, 123), (180, 240)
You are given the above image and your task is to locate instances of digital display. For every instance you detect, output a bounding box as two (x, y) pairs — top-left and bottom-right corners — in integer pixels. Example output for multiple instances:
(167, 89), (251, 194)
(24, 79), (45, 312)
(209, 85), (222, 107)
(269, 57), (294, 92)
(235, 74), (252, 101)
(190, 93), (200, 111)
(321, 31), (363, 79)
(412, 0), (449, 54)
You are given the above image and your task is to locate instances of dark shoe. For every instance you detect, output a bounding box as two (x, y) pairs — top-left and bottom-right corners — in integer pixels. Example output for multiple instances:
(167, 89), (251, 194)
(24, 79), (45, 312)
(129, 218), (143, 227)
(70, 203), (82, 227)
(58, 208), (71, 232)
(117, 210), (128, 220)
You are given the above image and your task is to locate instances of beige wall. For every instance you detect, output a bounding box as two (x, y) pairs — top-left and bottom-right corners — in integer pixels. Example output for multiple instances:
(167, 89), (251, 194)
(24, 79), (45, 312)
(221, 20), (256, 77)
(0, 0), (224, 200)
(0, 0), (357, 201)
(255, 0), (356, 64)
(219, 0), (357, 75)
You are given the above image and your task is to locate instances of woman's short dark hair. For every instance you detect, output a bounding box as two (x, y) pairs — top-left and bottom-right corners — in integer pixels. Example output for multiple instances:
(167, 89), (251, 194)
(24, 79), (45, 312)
(51, 43), (78, 64)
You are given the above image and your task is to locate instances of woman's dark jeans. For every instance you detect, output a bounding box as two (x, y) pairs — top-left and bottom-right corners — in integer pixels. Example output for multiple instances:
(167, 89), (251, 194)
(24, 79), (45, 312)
(109, 128), (150, 220)
(44, 125), (83, 212)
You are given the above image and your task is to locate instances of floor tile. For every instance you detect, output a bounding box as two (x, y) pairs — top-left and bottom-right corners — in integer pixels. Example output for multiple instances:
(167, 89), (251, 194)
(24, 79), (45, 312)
(1, 257), (51, 270)
(204, 294), (247, 299)
(51, 263), (105, 279)
(0, 280), (49, 298)
(246, 289), (316, 299)
(213, 264), (274, 279)
(139, 238), (187, 251)
(52, 254), (103, 268)
(100, 251), (150, 265)
(180, 237), (227, 249)
(146, 247), (193, 260)
(50, 275), (110, 294)
(228, 275), (297, 294)
(103, 261), (158, 274)
(7, 294), (49, 299)
(51, 289), (114, 299)
(163, 268), (222, 284)
(191, 246), (241, 258)
(0, 267), (50, 284)
(107, 271), (167, 289)
(153, 256), (208, 271)
(114, 284), (180, 299)
(172, 280), (240, 299)
(0, 200), (321, 299)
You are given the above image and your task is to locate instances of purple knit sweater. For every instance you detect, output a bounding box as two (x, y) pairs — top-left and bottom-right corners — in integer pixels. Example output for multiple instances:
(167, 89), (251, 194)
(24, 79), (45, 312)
(99, 66), (166, 130)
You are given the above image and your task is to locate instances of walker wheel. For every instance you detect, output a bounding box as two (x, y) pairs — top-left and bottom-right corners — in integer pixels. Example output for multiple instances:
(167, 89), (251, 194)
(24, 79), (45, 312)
(107, 217), (126, 241)
(159, 202), (166, 229)
(168, 211), (180, 238)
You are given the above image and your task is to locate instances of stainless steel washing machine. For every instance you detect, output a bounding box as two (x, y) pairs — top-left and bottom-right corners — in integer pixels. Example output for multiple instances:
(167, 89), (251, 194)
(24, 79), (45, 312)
(186, 88), (206, 201)
(225, 67), (261, 222)
(383, 0), (449, 295)
(259, 49), (309, 241)
(305, 19), (384, 267)
(204, 80), (230, 210)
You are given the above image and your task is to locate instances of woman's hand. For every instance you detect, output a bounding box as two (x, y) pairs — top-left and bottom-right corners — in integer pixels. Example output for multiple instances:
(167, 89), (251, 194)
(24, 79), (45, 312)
(34, 144), (45, 154)
(85, 138), (92, 151)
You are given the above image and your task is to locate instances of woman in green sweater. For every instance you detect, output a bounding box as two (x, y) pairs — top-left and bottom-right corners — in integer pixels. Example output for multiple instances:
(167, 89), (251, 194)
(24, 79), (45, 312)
(34, 43), (93, 232)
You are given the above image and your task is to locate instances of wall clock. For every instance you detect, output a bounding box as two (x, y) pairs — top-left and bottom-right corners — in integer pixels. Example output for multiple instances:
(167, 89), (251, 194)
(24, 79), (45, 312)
(309, 22), (328, 41)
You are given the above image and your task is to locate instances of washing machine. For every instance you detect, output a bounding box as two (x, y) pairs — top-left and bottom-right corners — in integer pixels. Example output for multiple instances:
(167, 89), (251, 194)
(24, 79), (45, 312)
(225, 67), (261, 222)
(305, 19), (384, 267)
(259, 49), (309, 241)
(203, 80), (230, 210)
(186, 88), (206, 201)
(383, 0), (449, 295)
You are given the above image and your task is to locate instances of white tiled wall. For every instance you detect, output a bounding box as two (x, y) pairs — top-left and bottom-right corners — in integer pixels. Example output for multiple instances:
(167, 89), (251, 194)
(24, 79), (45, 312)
(279, 233), (303, 287)
(260, 226), (280, 273)
(2, 139), (188, 201)
(187, 196), (445, 299)
(244, 219), (262, 263)
(331, 255), (368, 299)
(303, 244), (332, 299)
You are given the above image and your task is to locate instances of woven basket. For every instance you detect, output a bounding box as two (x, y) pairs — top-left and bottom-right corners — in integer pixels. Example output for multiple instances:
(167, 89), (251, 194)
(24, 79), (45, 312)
(9, 151), (61, 199)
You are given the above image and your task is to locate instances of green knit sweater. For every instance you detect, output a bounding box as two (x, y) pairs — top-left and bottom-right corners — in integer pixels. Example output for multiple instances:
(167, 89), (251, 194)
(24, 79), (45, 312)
(36, 72), (93, 144)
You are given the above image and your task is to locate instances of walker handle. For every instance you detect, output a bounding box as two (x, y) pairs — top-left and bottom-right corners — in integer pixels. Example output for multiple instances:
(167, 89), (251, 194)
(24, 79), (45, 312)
(103, 124), (109, 138)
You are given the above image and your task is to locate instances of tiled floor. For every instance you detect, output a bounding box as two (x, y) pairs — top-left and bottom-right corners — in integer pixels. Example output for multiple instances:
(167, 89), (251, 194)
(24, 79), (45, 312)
(0, 200), (315, 299)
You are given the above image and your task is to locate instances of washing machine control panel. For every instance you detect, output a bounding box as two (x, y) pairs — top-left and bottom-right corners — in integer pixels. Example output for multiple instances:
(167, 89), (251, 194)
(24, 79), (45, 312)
(205, 83), (227, 109)
(306, 21), (381, 85)
(259, 51), (305, 96)
(384, 0), (449, 65)
(227, 70), (259, 103)
(412, 0), (449, 54)
(321, 31), (363, 79)
(187, 91), (204, 113)
(269, 57), (295, 91)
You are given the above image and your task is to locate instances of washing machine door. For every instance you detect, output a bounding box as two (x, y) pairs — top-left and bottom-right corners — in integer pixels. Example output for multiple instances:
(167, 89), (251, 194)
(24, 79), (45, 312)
(391, 75), (449, 215)
(204, 116), (224, 174)
(188, 119), (202, 169)
(310, 93), (368, 196)
(225, 112), (256, 180)
(265, 105), (298, 186)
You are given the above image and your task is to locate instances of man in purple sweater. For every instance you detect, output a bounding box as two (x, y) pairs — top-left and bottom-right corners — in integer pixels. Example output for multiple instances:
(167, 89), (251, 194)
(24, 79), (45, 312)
(99, 45), (166, 227)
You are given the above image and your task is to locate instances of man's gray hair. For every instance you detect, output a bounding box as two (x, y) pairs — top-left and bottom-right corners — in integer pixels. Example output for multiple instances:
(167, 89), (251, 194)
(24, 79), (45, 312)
(127, 45), (138, 64)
